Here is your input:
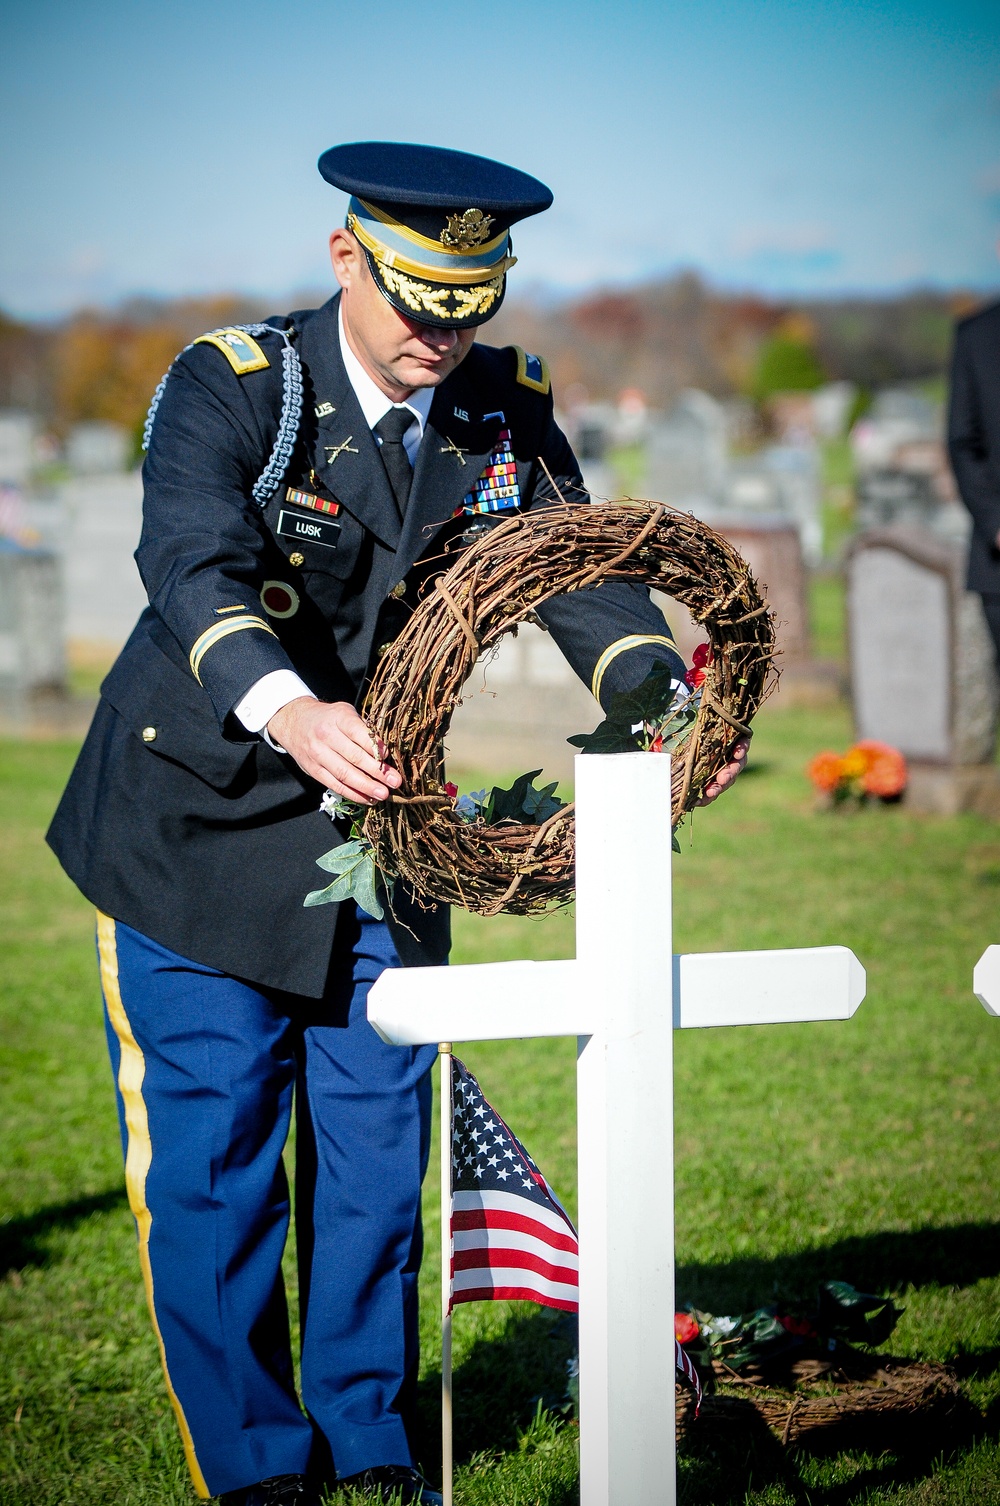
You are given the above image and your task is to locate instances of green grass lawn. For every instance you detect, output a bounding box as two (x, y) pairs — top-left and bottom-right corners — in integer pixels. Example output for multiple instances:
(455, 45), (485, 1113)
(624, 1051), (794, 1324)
(2, 704), (1000, 1504)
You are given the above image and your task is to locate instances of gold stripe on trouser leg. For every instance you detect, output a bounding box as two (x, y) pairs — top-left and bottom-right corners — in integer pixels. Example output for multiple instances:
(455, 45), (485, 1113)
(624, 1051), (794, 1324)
(96, 912), (211, 1499)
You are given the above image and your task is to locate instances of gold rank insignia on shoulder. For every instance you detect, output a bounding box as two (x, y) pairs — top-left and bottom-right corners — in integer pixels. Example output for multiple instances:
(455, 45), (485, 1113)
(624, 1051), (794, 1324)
(193, 327), (270, 375)
(514, 345), (551, 395)
(440, 208), (495, 249)
(286, 486), (340, 516)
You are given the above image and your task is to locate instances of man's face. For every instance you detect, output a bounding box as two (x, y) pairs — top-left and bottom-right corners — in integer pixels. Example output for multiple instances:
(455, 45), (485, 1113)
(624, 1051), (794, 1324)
(330, 228), (479, 400)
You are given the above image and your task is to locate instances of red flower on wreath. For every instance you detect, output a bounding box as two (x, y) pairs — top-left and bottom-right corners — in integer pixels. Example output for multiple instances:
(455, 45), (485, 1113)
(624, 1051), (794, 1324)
(778, 1314), (817, 1338)
(444, 782), (459, 798)
(685, 643), (712, 690)
(675, 1312), (700, 1344)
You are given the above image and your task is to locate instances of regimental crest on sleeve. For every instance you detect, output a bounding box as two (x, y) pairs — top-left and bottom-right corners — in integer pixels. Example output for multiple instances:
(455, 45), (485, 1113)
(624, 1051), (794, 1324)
(514, 346), (550, 395)
(193, 327), (270, 375)
(453, 428), (521, 517)
(440, 208), (496, 250)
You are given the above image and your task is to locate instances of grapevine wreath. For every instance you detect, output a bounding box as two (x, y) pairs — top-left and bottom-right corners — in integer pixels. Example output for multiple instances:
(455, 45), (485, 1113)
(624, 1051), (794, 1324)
(356, 500), (777, 917)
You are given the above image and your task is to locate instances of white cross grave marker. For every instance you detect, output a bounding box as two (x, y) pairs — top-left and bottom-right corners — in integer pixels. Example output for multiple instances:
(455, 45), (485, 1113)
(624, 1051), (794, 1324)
(972, 948), (1000, 1016)
(368, 752), (866, 1506)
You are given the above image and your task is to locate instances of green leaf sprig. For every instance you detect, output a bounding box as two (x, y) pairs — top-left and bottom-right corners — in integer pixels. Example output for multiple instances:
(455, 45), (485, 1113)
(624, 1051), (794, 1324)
(568, 661), (697, 756)
(305, 795), (392, 920)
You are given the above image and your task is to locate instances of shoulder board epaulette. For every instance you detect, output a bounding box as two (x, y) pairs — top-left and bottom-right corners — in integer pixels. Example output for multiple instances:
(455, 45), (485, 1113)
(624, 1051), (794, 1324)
(143, 321), (302, 506)
(512, 344), (551, 394)
(512, 345), (551, 395)
(192, 326), (270, 375)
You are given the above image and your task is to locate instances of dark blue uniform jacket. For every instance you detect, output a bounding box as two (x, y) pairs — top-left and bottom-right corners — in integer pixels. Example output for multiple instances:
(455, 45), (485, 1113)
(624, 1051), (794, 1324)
(47, 294), (684, 996)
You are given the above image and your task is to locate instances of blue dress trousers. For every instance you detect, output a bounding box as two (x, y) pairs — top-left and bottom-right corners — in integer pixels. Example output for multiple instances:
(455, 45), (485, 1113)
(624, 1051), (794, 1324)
(98, 905), (435, 1495)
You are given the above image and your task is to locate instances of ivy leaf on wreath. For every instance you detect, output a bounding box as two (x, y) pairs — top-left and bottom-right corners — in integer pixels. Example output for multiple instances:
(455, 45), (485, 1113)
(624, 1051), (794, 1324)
(304, 838), (386, 920)
(487, 769), (565, 825)
(568, 661), (695, 755)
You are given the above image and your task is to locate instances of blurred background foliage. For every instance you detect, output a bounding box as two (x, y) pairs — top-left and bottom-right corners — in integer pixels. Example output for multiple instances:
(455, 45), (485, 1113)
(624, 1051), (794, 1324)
(0, 276), (973, 461)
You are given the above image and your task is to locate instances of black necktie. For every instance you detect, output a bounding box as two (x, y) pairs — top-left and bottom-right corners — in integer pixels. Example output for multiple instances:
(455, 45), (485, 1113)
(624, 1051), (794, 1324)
(374, 408), (414, 515)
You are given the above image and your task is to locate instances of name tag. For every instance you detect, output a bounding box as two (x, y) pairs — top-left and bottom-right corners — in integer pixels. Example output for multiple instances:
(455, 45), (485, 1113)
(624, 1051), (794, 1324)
(276, 507), (342, 550)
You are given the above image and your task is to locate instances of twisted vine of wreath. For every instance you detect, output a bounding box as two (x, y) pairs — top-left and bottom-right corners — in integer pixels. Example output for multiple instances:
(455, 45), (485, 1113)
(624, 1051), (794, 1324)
(363, 500), (777, 916)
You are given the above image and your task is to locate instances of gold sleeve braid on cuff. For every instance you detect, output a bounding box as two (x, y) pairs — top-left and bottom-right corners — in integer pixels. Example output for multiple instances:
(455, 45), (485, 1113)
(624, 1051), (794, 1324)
(189, 615), (279, 685)
(590, 634), (678, 706)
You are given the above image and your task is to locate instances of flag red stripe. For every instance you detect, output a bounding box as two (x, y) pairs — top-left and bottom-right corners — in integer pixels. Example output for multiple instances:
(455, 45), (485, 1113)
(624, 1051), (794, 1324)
(453, 1247), (579, 1285)
(452, 1208), (578, 1254)
(453, 1285), (579, 1313)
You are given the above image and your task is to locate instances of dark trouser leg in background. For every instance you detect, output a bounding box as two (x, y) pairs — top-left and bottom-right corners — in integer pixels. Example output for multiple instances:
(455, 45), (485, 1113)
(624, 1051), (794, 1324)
(980, 593), (1000, 674)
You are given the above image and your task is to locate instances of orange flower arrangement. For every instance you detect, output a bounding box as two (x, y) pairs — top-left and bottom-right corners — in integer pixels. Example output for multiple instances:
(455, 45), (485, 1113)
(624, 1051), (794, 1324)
(807, 740), (907, 803)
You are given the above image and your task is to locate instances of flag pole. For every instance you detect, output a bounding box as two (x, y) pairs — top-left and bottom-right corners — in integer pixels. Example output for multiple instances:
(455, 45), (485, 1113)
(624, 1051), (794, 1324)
(439, 1042), (454, 1506)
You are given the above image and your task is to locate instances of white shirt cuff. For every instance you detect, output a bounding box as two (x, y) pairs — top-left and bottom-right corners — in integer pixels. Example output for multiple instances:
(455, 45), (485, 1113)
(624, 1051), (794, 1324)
(234, 669), (316, 742)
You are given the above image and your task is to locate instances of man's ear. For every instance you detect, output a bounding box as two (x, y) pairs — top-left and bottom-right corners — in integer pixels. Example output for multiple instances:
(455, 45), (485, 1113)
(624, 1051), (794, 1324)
(329, 227), (363, 290)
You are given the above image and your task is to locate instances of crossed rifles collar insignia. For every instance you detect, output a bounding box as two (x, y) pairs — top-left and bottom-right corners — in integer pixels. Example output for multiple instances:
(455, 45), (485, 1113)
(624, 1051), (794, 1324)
(325, 437), (360, 464)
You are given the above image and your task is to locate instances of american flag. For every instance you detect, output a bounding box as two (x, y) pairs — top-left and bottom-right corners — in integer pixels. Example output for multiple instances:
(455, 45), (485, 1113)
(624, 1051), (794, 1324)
(447, 1057), (702, 1409)
(449, 1057), (578, 1312)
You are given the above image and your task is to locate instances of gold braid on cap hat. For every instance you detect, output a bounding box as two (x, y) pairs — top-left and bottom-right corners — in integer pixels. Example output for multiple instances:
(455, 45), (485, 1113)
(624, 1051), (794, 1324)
(375, 263), (506, 320)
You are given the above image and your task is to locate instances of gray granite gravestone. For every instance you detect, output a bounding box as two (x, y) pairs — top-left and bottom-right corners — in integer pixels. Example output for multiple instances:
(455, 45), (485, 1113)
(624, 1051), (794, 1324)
(0, 539), (67, 725)
(848, 527), (1000, 814)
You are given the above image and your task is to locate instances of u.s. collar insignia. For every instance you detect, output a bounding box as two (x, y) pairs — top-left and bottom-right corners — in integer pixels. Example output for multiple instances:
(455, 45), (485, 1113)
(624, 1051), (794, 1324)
(440, 208), (496, 249)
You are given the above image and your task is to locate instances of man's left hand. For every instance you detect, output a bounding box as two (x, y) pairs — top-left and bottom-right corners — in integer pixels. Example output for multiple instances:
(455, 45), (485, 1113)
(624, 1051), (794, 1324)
(695, 735), (751, 806)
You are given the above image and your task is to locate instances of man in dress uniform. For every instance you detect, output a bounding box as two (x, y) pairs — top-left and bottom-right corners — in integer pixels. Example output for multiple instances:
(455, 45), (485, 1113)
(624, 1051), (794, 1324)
(948, 296), (1000, 666)
(47, 142), (747, 1505)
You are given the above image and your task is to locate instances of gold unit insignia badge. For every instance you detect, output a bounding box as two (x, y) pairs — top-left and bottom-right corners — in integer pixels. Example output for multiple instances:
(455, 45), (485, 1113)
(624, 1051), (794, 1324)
(440, 208), (496, 250)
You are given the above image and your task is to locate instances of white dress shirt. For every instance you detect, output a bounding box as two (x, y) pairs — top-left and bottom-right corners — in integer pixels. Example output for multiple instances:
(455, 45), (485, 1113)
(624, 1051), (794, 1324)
(234, 305), (433, 738)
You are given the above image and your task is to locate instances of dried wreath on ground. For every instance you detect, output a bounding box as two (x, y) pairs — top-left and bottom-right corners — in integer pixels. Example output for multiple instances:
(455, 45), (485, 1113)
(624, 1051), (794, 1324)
(307, 500), (777, 918)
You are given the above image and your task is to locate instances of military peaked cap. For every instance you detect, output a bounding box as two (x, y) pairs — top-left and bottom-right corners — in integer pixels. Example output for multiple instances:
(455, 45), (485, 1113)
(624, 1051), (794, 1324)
(318, 141), (553, 329)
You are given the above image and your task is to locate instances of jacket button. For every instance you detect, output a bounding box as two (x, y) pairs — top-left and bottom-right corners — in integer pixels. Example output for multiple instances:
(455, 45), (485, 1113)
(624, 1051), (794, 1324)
(289, 551), (305, 567)
(141, 726), (157, 743)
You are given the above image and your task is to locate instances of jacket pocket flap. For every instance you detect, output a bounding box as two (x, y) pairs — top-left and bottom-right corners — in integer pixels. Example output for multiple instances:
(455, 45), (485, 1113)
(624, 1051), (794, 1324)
(101, 644), (256, 791)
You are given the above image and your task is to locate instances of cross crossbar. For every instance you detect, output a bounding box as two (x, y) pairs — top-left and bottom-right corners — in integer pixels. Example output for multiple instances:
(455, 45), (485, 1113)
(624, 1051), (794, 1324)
(368, 945), (865, 1045)
(973, 946), (1000, 1016)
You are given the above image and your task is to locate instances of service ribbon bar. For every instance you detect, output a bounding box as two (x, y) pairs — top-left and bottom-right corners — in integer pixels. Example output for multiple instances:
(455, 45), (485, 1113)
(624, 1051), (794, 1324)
(285, 486), (340, 516)
(457, 428), (522, 516)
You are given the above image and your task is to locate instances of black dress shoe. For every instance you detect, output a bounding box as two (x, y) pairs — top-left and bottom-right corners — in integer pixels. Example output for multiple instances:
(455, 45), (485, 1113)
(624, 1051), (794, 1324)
(336, 1464), (443, 1505)
(219, 1474), (322, 1506)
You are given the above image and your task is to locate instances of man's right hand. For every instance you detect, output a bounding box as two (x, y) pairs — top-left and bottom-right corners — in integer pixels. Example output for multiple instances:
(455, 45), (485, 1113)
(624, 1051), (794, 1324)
(267, 698), (402, 803)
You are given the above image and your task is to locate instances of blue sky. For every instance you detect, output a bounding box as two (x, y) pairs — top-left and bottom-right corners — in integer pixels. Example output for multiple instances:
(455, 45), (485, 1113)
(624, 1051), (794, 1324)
(2, 0), (999, 317)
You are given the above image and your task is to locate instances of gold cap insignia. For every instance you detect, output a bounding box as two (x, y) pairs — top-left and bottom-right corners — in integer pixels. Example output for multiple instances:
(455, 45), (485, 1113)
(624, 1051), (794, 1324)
(441, 208), (496, 250)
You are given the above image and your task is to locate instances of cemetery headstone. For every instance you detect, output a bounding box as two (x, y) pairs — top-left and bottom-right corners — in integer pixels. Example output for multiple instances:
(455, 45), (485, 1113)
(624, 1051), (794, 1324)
(724, 445), (823, 567)
(848, 527), (1000, 814)
(715, 517), (810, 664)
(66, 421), (130, 475)
(0, 411), (39, 486)
(644, 390), (727, 511)
(0, 538), (67, 726)
(59, 470), (147, 653)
